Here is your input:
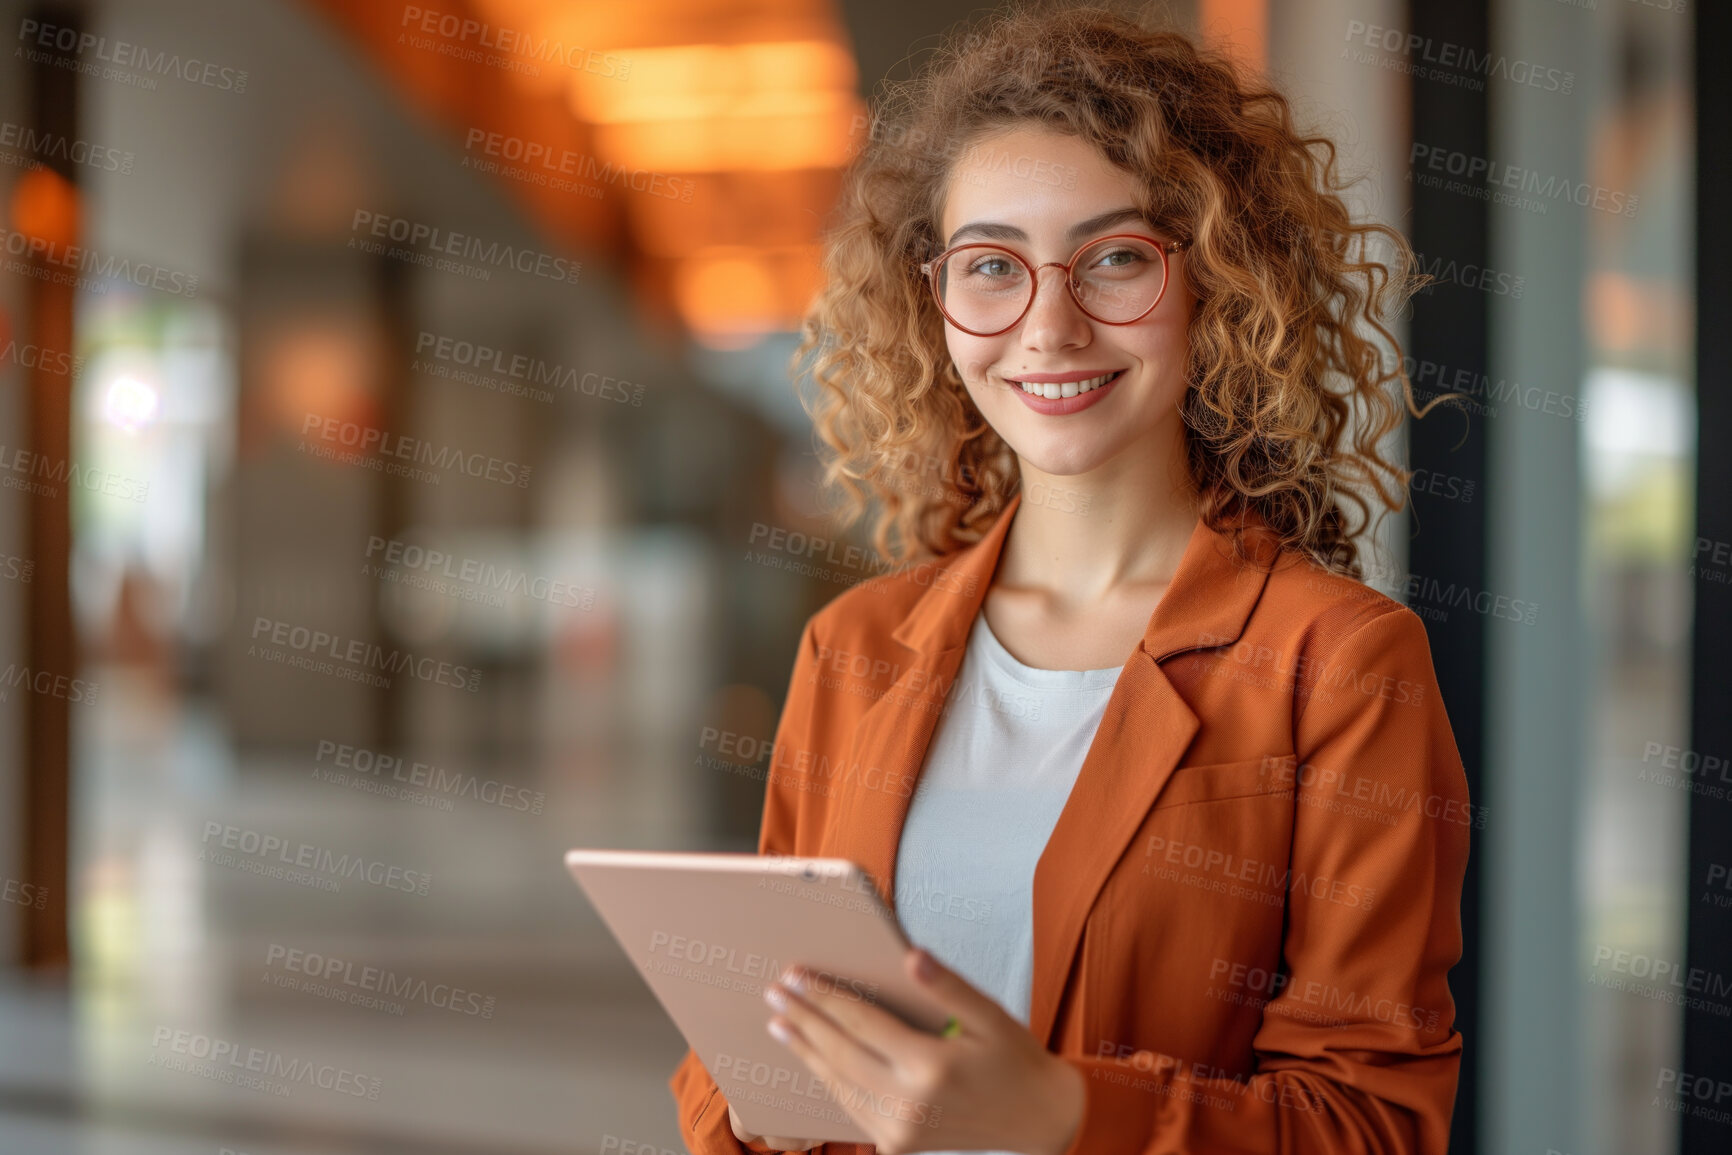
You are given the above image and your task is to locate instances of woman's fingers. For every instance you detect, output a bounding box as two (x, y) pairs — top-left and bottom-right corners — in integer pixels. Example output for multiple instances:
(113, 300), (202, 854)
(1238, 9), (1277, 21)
(776, 968), (942, 1066)
(768, 990), (954, 1147)
(765, 992), (887, 1103)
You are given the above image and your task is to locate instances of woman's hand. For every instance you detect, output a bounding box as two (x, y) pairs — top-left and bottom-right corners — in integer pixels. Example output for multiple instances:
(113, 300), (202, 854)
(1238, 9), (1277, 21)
(726, 1101), (822, 1151)
(762, 947), (1085, 1155)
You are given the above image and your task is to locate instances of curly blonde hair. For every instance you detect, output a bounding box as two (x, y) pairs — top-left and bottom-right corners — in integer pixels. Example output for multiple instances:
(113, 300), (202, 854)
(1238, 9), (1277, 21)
(793, 2), (1441, 578)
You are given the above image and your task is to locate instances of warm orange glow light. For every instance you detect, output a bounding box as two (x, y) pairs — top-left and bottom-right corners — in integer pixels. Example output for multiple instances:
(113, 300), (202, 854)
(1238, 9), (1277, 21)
(9, 165), (80, 248)
(1586, 271), (1691, 354)
(260, 321), (380, 438)
(570, 41), (855, 123)
(676, 247), (813, 349)
(593, 102), (858, 172)
(1199, 0), (1267, 73)
(568, 40), (864, 171)
(311, 0), (863, 344)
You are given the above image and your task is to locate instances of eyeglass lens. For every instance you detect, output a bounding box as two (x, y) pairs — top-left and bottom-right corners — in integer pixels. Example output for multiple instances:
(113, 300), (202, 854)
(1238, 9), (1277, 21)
(934, 237), (1168, 332)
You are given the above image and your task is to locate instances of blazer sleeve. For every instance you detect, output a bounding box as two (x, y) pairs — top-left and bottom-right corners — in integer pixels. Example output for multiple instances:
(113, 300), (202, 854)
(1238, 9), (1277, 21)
(668, 616), (853, 1155)
(1055, 607), (1472, 1155)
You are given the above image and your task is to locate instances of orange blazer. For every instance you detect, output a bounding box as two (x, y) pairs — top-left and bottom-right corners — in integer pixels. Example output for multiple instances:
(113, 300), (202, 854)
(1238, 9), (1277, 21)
(671, 493), (1471, 1154)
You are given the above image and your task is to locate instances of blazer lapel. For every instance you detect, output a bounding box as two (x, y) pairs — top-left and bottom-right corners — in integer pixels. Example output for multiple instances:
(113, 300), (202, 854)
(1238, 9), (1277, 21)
(1027, 511), (1280, 1046)
(821, 497), (1020, 906)
(1025, 653), (1197, 1045)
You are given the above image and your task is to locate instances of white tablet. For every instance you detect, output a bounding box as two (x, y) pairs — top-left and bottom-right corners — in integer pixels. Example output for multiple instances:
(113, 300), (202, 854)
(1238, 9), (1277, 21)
(564, 849), (951, 1143)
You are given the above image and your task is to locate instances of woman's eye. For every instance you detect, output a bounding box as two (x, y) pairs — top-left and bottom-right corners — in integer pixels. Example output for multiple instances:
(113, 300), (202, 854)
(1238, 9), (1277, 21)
(1093, 249), (1143, 268)
(970, 257), (1013, 277)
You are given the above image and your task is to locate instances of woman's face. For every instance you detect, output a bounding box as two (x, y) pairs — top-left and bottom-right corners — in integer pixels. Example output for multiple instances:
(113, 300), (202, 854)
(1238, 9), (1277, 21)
(936, 125), (1193, 479)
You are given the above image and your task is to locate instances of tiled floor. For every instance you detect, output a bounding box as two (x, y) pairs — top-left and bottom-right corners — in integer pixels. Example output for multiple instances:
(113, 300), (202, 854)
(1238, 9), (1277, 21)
(1, 671), (721, 1155)
(0, 963), (691, 1155)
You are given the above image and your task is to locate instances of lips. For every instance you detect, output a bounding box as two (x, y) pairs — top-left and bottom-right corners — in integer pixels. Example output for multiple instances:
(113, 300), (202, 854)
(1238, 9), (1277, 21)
(1005, 369), (1125, 416)
(1008, 370), (1125, 400)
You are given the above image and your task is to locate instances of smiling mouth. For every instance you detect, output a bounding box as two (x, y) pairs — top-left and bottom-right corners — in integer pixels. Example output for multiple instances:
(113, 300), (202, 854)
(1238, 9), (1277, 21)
(1008, 370), (1126, 400)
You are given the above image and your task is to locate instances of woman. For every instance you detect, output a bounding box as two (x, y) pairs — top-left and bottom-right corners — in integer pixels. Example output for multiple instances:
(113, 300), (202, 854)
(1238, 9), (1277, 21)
(670, 5), (1470, 1153)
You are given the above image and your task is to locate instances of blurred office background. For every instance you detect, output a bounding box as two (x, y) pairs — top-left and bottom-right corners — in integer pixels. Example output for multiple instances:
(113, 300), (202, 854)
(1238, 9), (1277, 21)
(0, 0), (1718, 1153)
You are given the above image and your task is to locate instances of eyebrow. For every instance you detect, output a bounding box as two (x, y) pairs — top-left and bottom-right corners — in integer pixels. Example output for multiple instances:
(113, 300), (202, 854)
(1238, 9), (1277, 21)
(945, 207), (1149, 248)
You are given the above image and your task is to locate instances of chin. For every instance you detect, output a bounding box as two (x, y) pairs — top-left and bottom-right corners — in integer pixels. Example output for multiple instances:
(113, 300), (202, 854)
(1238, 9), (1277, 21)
(999, 436), (1120, 478)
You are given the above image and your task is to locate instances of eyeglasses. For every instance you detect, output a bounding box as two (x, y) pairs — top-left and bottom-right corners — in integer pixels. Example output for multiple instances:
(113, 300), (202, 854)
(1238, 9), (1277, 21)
(920, 233), (1189, 337)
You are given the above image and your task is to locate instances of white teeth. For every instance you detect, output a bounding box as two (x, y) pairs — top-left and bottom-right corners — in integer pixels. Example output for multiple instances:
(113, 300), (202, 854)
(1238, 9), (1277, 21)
(1018, 371), (1118, 398)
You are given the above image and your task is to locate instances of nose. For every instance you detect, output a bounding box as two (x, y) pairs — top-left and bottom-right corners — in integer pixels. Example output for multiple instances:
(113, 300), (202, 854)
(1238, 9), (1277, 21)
(1017, 263), (1092, 352)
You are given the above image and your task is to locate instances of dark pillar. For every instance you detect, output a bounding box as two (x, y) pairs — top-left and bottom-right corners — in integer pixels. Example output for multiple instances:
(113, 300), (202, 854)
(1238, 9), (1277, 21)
(1404, 2), (1489, 1151)
(18, 2), (80, 969)
(1682, 0), (1732, 1150)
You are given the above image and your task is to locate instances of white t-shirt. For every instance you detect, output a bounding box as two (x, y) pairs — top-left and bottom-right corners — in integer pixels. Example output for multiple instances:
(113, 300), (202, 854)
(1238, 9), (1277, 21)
(892, 613), (1122, 1151)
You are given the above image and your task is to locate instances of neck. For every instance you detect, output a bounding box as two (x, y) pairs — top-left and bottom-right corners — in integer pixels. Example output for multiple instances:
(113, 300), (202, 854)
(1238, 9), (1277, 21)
(996, 420), (1199, 605)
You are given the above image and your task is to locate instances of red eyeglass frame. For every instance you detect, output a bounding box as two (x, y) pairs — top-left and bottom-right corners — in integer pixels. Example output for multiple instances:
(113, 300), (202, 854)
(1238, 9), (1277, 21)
(919, 232), (1191, 337)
